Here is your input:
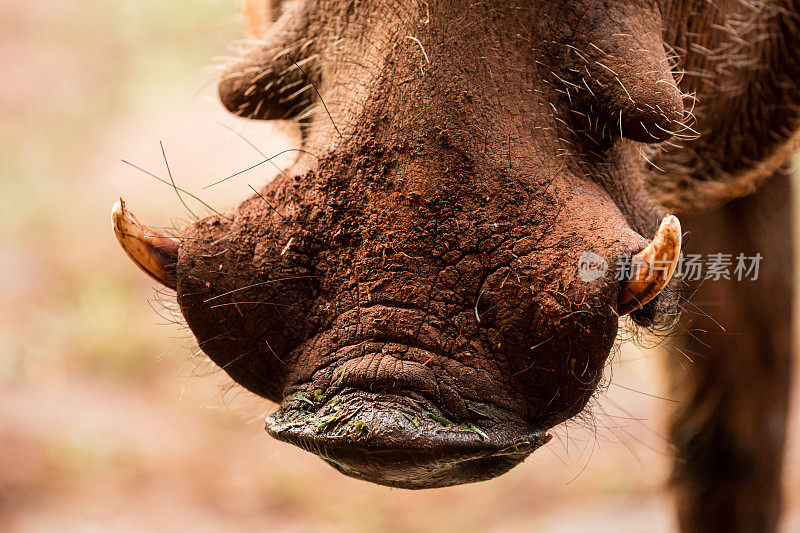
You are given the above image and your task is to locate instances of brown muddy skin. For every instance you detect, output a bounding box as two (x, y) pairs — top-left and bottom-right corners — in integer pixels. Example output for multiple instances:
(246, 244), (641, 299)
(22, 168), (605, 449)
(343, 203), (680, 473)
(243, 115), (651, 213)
(172, 0), (800, 490)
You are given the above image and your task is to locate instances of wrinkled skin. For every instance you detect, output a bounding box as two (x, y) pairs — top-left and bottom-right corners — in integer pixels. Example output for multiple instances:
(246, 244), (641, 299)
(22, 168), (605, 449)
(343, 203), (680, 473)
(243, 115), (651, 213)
(166, 0), (798, 526)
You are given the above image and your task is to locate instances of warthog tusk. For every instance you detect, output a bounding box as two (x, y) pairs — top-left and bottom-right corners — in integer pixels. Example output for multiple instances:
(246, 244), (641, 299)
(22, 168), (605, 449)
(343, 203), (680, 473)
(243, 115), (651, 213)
(112, 199), (179, 290)
(618, 215), (682, 315)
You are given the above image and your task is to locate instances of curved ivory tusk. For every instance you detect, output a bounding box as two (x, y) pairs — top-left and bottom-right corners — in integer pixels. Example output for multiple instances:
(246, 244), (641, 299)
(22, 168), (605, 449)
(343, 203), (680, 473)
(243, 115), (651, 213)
(112, 199), (180, 290)
(618, 215), (682, 315)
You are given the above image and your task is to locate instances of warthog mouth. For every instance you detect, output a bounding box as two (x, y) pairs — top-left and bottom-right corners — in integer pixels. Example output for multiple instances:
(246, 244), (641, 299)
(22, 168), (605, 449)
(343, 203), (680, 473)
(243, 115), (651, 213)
(266, 388), (551, 489)
(111, 201), (681, 489)
(264, 340), (551, 489)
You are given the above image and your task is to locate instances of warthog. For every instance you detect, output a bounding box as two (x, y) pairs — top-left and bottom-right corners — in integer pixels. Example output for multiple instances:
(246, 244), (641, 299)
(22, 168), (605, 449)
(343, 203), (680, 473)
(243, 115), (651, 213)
(113, 0), (798, 530)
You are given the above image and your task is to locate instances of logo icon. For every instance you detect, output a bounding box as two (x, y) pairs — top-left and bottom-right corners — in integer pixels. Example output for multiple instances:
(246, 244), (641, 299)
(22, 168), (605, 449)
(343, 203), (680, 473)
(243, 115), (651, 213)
(578, 251), (608, 283)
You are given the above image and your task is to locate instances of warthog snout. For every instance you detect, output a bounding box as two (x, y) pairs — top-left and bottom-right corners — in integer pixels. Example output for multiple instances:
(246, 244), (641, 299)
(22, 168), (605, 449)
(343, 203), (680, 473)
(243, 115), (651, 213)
(113, 0), (693, 487)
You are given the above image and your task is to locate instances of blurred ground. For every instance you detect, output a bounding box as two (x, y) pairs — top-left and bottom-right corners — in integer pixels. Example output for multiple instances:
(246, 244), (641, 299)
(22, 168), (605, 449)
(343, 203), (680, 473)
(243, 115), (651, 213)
(0, 1), (798, 531)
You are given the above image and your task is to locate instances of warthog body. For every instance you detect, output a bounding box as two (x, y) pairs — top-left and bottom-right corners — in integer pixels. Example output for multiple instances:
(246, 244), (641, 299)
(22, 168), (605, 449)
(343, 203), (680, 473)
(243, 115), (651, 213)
(115, 1), (799, 530)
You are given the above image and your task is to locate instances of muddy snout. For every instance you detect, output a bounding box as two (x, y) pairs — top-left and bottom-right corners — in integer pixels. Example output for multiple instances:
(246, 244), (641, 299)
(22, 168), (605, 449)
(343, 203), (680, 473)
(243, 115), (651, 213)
(266, 385), (551, 489)
(112, 187), (681, 490)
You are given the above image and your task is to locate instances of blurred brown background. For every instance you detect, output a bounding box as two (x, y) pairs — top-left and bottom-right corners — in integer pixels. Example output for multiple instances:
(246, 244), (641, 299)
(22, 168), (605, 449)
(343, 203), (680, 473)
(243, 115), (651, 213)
(1, 1), (798, 531)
